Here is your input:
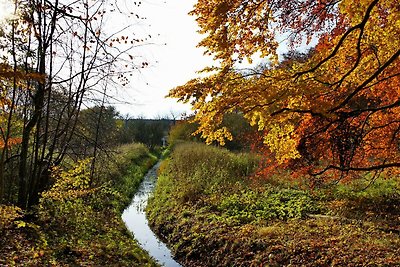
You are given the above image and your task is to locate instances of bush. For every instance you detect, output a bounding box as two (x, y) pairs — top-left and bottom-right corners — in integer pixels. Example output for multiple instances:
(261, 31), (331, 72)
(218, 188), (319, 223)
(34, 143), (157, 266)
(167, 120), (200, 147)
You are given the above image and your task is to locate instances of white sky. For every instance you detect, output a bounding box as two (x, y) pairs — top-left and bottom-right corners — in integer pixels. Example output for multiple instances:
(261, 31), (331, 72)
(0, 0), (211, 119)
(114, 0), (304, 119)
(0, 0), (314, 119)
(0, 0), (14, 20)
(115, 0), (213, 119)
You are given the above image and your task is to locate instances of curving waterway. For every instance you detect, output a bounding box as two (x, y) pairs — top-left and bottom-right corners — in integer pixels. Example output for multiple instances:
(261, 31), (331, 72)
(122, 162), (182, 267)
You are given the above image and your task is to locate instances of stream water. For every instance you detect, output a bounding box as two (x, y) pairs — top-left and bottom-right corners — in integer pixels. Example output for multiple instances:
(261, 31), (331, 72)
(122, 162), (182, 267)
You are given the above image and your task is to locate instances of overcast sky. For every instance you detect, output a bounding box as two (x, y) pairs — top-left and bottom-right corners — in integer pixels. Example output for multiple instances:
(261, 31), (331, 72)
(0, 0), (14, 20)
(0, 0), (313, 119)
(114, 0), (213, 119)
(102, 0), (312, 119)
(0, 0), (211, 119)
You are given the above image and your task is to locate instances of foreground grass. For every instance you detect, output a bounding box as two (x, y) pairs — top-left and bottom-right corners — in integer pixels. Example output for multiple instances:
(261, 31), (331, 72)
(147, 142), (400, 266)
(0, 143), (159, 266)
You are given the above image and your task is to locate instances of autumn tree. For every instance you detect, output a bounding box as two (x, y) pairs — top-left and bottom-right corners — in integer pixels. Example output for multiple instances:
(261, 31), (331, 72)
(0, 0), (150, 207)
(169, 0), (400, 182)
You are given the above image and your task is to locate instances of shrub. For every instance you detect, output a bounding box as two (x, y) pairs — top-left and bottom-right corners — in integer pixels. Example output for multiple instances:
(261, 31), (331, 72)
(168, 120), (200, 147)
(35, 143), (157, 266)
(218, 188), (319, 223)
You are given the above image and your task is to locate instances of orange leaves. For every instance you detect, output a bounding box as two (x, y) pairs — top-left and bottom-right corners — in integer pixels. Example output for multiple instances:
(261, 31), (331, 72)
(0, 63), (41, 151)
(170, 0), (400, 180)
(191, 0), (277, 64)
(191, 0), (343, 65)
(0, 137), (22, 149)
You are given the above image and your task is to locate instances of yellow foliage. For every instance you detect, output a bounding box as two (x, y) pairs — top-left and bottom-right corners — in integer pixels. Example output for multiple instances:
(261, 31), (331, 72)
(169, 0), (400, 168)
(41, 158), (95, 202)
(0, 205), (23, 230)
(264, 123), (301, 164)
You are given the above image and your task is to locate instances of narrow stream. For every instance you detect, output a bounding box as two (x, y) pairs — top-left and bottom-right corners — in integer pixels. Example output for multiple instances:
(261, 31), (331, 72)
(122, 162), (182, 267)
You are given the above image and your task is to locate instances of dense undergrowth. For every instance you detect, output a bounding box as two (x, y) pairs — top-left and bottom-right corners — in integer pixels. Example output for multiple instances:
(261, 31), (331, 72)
(0, 143), (158, 266)
(147, 142), (400, 266)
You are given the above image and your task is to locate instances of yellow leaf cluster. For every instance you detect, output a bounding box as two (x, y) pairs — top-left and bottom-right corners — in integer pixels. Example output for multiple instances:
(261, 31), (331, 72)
(263, 123), (301, 164)
(170, 0), (400, 166)
(41, 158), (94, 202)
(0, 205), (23, 230)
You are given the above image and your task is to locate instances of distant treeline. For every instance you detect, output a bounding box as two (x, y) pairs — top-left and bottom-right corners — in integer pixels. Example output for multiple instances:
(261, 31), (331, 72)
(74, 106), (176, 156)
(119, 118), (175, 148)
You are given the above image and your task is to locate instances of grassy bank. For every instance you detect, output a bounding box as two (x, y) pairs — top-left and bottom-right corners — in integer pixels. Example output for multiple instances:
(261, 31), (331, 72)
(0, 143), (159, 266)
(147, 142), (400, 266)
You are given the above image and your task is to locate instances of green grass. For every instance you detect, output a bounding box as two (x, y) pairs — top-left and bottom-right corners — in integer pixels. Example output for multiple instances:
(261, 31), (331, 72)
(0, 143), (159, 266)
(147, 142), (400, 266)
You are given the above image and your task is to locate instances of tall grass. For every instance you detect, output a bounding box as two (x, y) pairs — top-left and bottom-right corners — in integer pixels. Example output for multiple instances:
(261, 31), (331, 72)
(162, 142), (259, 201)
(147, 142), (400, 266)
(109, 143), (157, 210)
(150, 142), (319, 224)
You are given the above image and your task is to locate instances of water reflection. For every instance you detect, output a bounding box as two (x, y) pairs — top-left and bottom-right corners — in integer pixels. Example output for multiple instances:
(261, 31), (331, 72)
(122, 162), (182, 267)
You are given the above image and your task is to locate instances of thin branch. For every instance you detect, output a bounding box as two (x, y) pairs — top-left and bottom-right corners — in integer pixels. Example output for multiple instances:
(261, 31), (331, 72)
(331, 48), (400, 112)
(312, 162), (400, 176)
(294, 0), (379, 78)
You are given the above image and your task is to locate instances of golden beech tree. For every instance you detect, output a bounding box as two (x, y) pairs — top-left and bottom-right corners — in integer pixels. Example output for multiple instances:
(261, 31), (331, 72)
(169, 0), (400, 181)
